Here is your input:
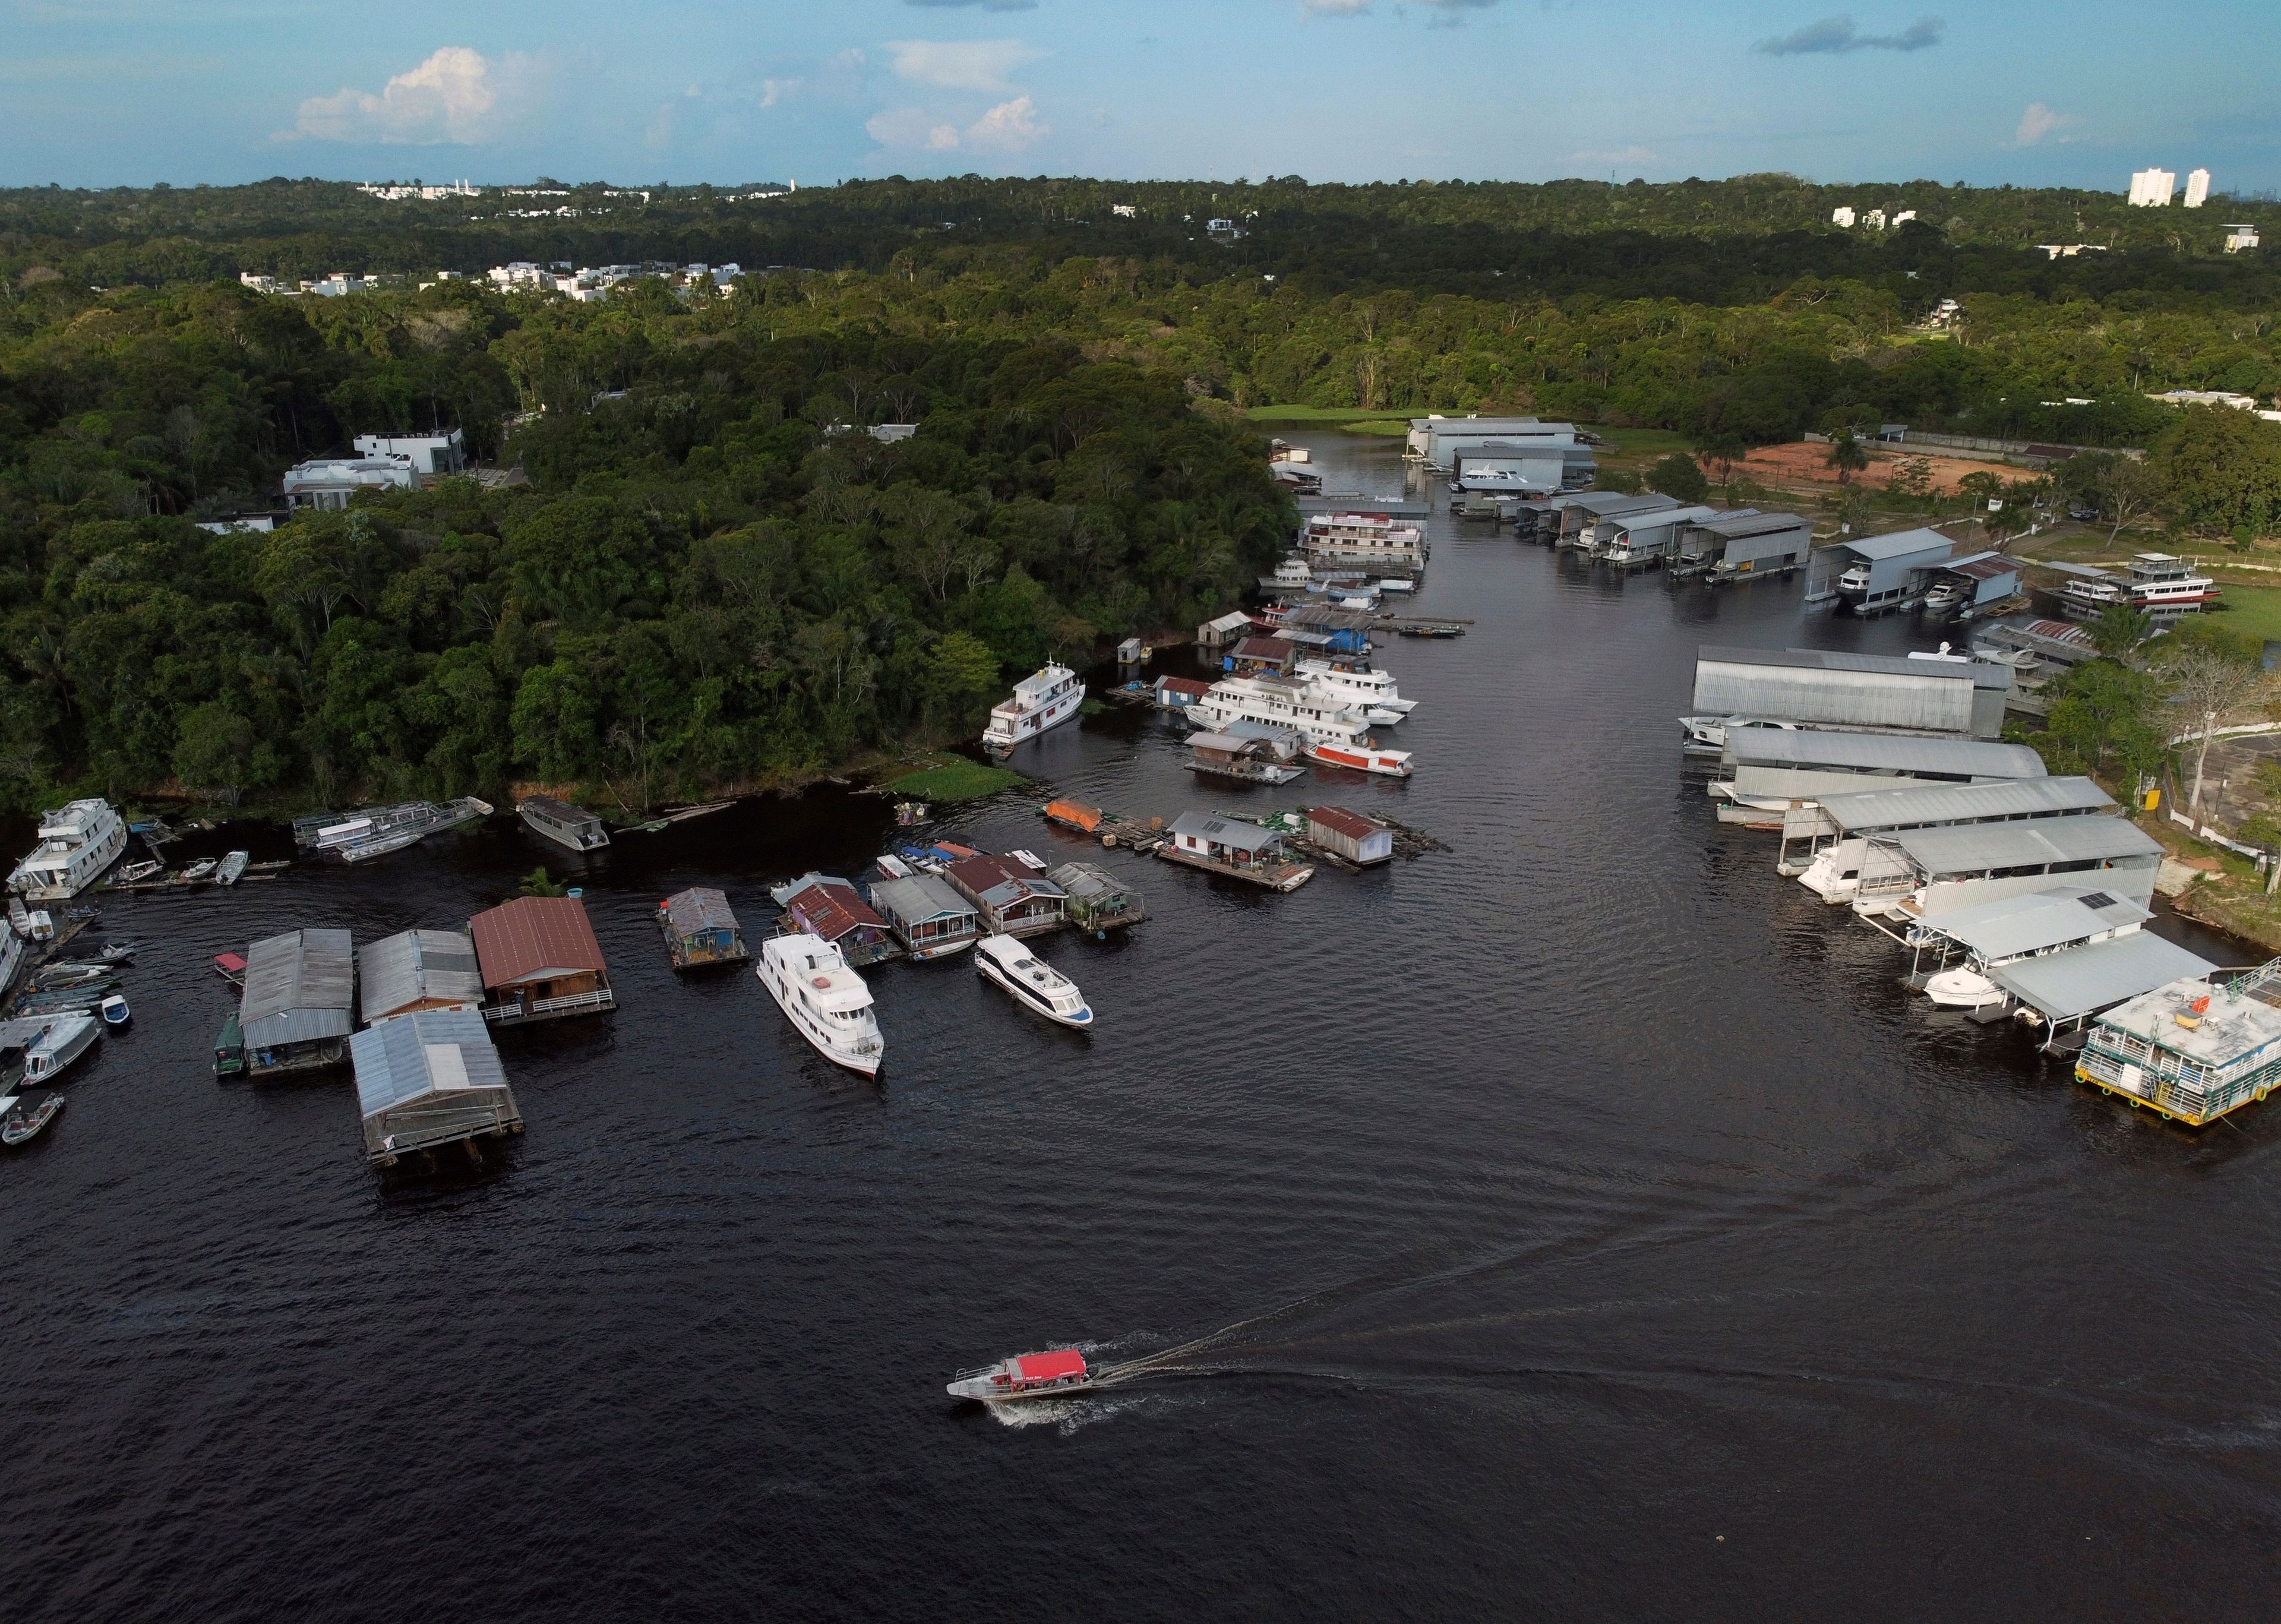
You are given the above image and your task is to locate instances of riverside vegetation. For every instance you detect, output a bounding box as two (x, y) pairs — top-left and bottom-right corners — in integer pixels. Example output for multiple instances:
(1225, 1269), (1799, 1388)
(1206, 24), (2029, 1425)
(7, 173), (2281, 813)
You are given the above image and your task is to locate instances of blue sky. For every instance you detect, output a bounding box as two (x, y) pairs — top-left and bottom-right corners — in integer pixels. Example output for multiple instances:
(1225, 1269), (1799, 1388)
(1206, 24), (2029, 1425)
(4, 1), (2276, 194)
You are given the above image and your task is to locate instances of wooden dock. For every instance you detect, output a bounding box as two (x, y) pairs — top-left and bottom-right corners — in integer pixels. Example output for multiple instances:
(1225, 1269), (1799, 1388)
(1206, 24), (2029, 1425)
(1154, 843), (1315, 892)
(106, 860), (289, 895)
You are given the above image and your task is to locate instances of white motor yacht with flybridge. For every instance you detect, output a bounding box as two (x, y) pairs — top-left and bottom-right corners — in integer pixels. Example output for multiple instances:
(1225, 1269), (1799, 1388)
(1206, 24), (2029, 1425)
(982, 663), (1085, 751)
(7, 800), (127, 902)
(975, 935), (1093, 1028)
(757, 935), (884, 1077)
(1293, 659), (1416, 725)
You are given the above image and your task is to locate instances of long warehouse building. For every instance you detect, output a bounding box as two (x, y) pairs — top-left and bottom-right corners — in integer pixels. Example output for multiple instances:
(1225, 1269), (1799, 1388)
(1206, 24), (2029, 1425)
(1692, 646), (2012, 739)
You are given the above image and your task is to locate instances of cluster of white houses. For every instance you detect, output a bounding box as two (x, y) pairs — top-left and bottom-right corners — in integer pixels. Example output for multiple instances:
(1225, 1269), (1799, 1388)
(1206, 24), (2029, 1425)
(1685, 642), (2281, 1127)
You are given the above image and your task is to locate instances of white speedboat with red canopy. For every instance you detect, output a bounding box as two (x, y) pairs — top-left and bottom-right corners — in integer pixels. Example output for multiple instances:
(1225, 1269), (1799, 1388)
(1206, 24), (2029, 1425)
(946, 1348), (1097, 1403)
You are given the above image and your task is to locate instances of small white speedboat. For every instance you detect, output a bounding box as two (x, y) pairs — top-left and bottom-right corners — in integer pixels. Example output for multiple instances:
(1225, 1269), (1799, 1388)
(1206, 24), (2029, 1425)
(180, 858), (217, 882)
(975, 935), (1092, 1028)
(947, 1348), (1097, 1403)
(1926, 967), (2007, 1010)
(99, 994), (130, 1028)
(756, 934), (883, 1076)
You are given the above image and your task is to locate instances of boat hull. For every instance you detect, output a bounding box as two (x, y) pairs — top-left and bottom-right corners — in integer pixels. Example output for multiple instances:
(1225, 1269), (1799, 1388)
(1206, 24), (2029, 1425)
(977, 952), (1094, 1029)
(982, 694), (1085, 751)
(1306, 743), (1413, 777)
(519, 808), (612, 852)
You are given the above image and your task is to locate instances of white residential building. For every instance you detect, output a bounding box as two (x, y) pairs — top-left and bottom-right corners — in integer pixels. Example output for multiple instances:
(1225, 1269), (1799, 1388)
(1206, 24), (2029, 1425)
(306, 272), (369, 297)
(1113, 203), (1138, 218)
(2184, 168), (2212, 208)
(2224, 223), (2261, 254)
(1863, 208), (1888, 230)
(239, 271), (290, 295)
(353, 430), (467, 476)
(360, 181), (480, 201)
(2128, 168), (2176, 207)
(1831, 206), (1856, 228)
(1891, 209), (1917, 226)
(282, 457), (417, 510)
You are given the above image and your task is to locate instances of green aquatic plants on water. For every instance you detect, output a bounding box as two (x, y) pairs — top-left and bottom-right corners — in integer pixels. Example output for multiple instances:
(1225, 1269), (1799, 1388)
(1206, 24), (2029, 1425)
(889, 760), (1025, 804)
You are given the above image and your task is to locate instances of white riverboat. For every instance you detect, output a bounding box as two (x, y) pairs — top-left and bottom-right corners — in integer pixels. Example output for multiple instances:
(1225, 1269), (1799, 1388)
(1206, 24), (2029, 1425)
(982, 663), (1085, 751)
(975, 936), (1093, 1028)
(756, 934), (883, 1077)
(2060, 552), (2220, 619)
(7, 800), (127, 902)
(1303, 740), (1415, 777)
(1294, 659), (1417, 725)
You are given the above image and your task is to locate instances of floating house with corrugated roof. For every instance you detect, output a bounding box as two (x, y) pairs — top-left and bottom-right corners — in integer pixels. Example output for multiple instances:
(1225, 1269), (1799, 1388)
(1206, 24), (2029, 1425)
(1047, 861), (1145, 934)
(358, 928), (483, 1025)
(773, 874), (901, 966)
(944, 854), (1067, 938)
(868, 872), (981, 959)
(1158, 812), (1315, 892)
(658, 886), (748, 969)
(239, 928), (356, 1076)
(1307, 805), (1394, 866)
(353, 1007), (523, 1168)
(2077, 961), (2281, 1124)
(469, 895), (615, 1025)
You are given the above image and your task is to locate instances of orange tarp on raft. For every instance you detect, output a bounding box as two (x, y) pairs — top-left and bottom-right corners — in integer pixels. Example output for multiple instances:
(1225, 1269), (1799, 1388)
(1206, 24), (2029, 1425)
(1044, 799), (1103, 833)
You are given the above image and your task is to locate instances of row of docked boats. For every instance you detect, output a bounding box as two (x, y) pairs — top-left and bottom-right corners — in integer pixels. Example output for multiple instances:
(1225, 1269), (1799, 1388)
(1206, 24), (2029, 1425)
(1183, 673), (1415, 777)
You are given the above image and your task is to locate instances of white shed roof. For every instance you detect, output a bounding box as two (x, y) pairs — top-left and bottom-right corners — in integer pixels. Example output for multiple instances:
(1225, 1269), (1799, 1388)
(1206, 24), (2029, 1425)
(1816, 775), (2113, 833)
(1988, 934), (2221, 1023)
(1886, 816), (2162, 877)
(1913, 885), (2153, 961)
(1730, 731), (2046, 777)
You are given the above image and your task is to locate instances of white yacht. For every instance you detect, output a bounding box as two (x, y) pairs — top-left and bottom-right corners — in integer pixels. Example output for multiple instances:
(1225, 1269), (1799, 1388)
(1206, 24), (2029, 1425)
(975, 935), (1093, 1028)
(982, 663), (1085, 751)
(1186, 674), (1375, 748)
(757, 934), (883, 1077)
(1294, 659), (1417, 725)
(7, 800), (127, 902)
(1678, 715), (1800, 753)
(0, 930), (21, 996)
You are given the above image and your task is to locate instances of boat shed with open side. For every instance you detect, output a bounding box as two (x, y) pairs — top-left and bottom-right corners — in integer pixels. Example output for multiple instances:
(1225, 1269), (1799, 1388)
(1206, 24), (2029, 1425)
(1554, 491), (1678, 549)
(353, 1007), (523, 1168)
(1694, 646), (2011, 738)
(1805, 527), (1958, 609)
(1595, 504), (1720, 568)
(240, 927), (357, 1076)
(1935, 551), (2025, 611)
(1714, 731), (2046, 824)
(1852, 816), (2165, 920)
(1778, 774), (2115, 872)
(358, 928), (482, 1025)
(1904, 884), (2154, 980)
(468, 895), (617, 1026)
(1990, 934), (2225, 1057)
(1681, 511), (1814, 581)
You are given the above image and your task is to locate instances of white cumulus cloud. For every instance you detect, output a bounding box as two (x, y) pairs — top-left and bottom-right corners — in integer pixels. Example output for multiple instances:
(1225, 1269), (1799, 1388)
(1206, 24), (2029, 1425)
(867, 94), (1048, 155)
(1303, 0), (1372, 13)
(2015, 102), (2081, 146)
(867, 106), (962, 149)
(883, 37), (1041, 92)
(289, 46), (526, 144)
(965, 94), (1047, 151)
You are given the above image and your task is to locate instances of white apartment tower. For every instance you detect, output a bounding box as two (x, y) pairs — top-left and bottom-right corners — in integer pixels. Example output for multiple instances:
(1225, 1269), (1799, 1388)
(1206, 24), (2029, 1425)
(1831, 206), (1856, 228)
(2184, 168), (2212, 208)
(2128, 168), (2176, 207)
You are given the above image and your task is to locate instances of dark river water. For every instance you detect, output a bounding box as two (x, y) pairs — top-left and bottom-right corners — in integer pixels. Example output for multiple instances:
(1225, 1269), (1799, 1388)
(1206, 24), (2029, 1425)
(7, 431), (2280, 1622)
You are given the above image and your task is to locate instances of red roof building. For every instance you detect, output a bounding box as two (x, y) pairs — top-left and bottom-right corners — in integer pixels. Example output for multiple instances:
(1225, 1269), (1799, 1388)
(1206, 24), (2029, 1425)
(783, 878), (900, 966)
(1227, 634), (1297, 674)
(1306, 805), (1394, 866)
(467, 895), (616, 1026)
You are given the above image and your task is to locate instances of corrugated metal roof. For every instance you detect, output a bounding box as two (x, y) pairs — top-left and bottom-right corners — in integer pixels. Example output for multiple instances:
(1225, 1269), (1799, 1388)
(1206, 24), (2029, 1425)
(1167, 811), (1279, 843)
(1951, 556), (2022, 582)
(1563, 491), (1678, 518)
(662, 886), (740, 937)
(783, 878), (885, 940)
(1231, 636), (1294, 660)
(1046, 861), (1132, 903)
(1816, 775), (2113, 832)
(2094, 976), (2281, 1063)
(1697, 511), (1808, 537)
(1308, 805), (1383, 841)
(868, 873), (976, 927)
(1987, 933), (2219, 1023)
(1730, 731), (2047, 776)
(353, 1007), (511, 1117)
(1914, 886), (2154, 960)
(469, 896), (608, 988)
(241, 928), (355, 1047)
(1837, 526), (1955, 561)
(1699, 646), (2012, 691)
(358, 928), (482, 1024)
(947, 854), (1066, 912)
(1887, 816), (2162, 875)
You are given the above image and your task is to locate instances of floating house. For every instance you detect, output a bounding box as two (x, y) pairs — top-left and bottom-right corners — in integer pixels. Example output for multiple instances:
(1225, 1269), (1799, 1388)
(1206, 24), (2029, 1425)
(1225, 635), (1298, 676)
(1850, 816), (2165, 920)
(658, 886), (748, 969)
(1307, 805), (1394, 866)
(358, 928), (483, 1025)
(1048, 861), (1146, 933)
(1275, 603), (1378, 655)
(869, 873), (982, 959)
(1805, 527), (1957, 611)
(1680, 511), (1813, 582)
(2077, 962), (2281, 1125)
(1783, 775), (2116, 885)
(353, 1007), (523, 1168)
(1155, 676), (1212, 712)
(469, 895), (617, 1025)
(773, 874), (901, 966)
(238, 928), (357, 1076)
(1198, 610), (1255, 649)
(1712, 732), (2046, 824)
(945, 854), (1068, 937)
(1157, 812), (1315, 892)
(1692, 646), (2011, 740)
(1187, 728), (1304, 785)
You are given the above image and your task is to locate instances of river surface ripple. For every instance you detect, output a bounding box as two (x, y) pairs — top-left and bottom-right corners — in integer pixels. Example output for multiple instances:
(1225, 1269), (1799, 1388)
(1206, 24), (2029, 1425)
(4, 431), (2278, 1622)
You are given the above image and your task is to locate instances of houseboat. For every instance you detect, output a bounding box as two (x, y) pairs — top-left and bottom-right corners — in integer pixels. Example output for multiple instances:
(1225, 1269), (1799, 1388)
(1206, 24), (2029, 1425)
(1184, 675), (1382, 754)
(238, 928), (357, 1076)
(307, 800), (489, 862)
(518, 795), (611, 854)
(1157, 812), (1315, 891)
(658, 886), (750, 969)
(867, 873), (982, 959)
(944, 854), (1068, 938)
(982, 663), (1086, 751)
(8, 800), (127, 902)
(1299, 512), (1427, 574)
(772, 874), (902, 966)
(947, 1348), (1098, 1404)
(757, 934), (883, 1077)
(469, 896), (617, 1026)
(975, 936), (1093, 1028)
(1186, 730), (1306, 785)
(1304, 740), (1414, 777)
(1047, 862), (1146, 934)
(1293, 659), (1416, 724)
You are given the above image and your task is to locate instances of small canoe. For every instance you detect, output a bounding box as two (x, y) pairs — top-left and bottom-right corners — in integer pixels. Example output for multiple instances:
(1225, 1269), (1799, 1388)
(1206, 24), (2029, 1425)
(1, 1093), (64, 1147)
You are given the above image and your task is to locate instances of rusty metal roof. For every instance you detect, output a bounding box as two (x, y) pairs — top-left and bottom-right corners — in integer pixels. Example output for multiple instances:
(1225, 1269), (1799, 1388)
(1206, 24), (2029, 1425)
(1307, 805), (1385, 841)
(469, 895), (607, 988)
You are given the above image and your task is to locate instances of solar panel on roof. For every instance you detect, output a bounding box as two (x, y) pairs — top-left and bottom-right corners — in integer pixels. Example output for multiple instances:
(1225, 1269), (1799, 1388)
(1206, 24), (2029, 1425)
(2078, 892), (2117, 909)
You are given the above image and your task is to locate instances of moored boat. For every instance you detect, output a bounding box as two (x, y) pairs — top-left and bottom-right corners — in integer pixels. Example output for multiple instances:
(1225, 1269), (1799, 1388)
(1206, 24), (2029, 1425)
(1305, 740), (1414, 777)
(0, 1013), (100, 1084)
(1294, 658), (1417, 723)
(1925, 966), (2007, 1010)
(756, 934), (884, 1076)
(519, 795), (611, 853)
(7, 799), (128, 902)
(982, 663), (1086, 751)
(1, 1093), (64, 1147)
(214, 851), (249, 886)
(946, 1347), (1097, 1403)
(975, 935), (1093, 1028)
(99, 994), (130, 1028)
(116, 860), (165, 884)
(180, 858), (218, 883)
(212, 950), (248, 987)
(213, 1011), (246, 1078)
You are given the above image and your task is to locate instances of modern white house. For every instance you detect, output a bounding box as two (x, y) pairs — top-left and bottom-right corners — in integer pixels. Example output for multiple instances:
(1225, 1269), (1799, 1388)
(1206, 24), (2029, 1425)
(353, 430), (466, 475)
(282, 457), (417, 510)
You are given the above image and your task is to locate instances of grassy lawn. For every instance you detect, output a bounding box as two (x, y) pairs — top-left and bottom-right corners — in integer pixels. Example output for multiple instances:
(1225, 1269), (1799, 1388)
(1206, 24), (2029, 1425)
(2203, 582), (2281, 643)
(1581, 425), (1695, 459)
(889, 757), (1026, 804)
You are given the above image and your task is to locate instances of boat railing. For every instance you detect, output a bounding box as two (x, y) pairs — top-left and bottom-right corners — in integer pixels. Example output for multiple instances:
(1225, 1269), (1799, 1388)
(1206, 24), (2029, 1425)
(484, 987), (618, 1024)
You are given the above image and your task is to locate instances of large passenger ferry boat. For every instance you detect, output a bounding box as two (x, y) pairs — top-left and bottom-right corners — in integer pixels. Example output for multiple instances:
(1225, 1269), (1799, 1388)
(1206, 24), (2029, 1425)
(1188, 675), (1417, 775)
(757, 934), (883, 1076)
(982, 663), (1085, 751)
(7, 800), (127, 902)
(2060, 552), (2219, 620)
(1299, 512), (1427, 573)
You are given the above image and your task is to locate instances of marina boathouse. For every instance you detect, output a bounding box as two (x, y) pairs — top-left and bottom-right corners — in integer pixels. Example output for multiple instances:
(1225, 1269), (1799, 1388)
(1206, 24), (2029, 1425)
(469, 896), (617, 1025)
(353, 1007), (523, 1168)
(944, 854), (1068, 938)
(1803, 527), (1958, 610)
(1781, 775), (2116, 880)
(658, 886), (748, 969)
(1693, 646), (2011, 740)
(868, 873), (982, 959)
(1714, 732), (2046, 824)
(358, 928), (482, 1025)
(1850, 817), (2165, 920)
(238, 928), (357, 1076)
(1678, 511), (1813, 582)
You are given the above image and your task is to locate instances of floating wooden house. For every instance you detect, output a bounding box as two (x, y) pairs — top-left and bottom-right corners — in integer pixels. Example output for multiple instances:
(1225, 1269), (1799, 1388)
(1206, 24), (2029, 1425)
(1155, 677), (1212, 713)
(1047, 861), (1146, 934)
(773, 874), (901, 966)
(358, 928), (483, 1025)
(1157, 812), (1315, 892)
(1307, 805), (1394, 865)
(353, 1007), (523, 1168)
(2076, 961), (2281, 1124)
(868, 873), (982, 959)
(469, 895), (617, 1025)
(945, 854), (1068, 938)
(1198, 610), (1255, 649)
(1225, 635), (1297, 676)
(237, 928), (356, 1077)
(658, 886), (748, 969)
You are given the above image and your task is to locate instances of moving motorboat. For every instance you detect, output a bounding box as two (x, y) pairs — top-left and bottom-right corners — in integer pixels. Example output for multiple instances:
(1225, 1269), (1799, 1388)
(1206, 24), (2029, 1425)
(975, 935), (1093, 1028)
(99, 994), (130, 1028)
(7, 799), (128, 902)
(982, 663), (1086, 751)
(1, 1093), (64, 1147)
(946, 1348), (1098, 1403)
(757, 934), (884, 1077)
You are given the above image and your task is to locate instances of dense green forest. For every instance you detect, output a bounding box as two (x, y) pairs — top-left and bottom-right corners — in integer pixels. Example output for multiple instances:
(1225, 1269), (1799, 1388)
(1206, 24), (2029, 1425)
(5, 173), (2281, 813)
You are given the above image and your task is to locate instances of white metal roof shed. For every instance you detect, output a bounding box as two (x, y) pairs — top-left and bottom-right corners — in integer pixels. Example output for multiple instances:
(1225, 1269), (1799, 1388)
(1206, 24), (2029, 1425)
(1729, 731), (2046, 778)
(241, 928), (356, 1048)
(1986, 933), (2219, 1025)
(1815, 775), (2113, 835)
(1887, 816), (2162, 877)
(358, 927), (482, 1025)
(1910, 886), (2153, 962)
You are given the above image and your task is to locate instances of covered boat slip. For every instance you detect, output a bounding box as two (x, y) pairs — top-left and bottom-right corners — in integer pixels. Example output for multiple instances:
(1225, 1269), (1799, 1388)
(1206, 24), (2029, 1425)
(1693, 646), (2011, 740)
(353, 1007), (523, 1168)
(238, 928), (356, 1076)
(1678, 511), (1813, 582)
(1986, 933), (2222, 1054)
(2077, 961), (2281, 1126)
(1803, 526), (1958, 609)
(1713, 731), (2046, 825)
(1775, 774), (2115, 874)
(1850, 816), (2165, 921)
(358, 928), (482, 1025)
(1905, 885), (2155, 972)
(1590, 504), (1720, 568)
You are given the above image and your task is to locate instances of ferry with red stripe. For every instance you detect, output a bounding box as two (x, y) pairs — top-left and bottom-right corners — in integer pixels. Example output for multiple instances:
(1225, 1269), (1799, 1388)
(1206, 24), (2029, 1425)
(1304, 741), (1414, 777)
